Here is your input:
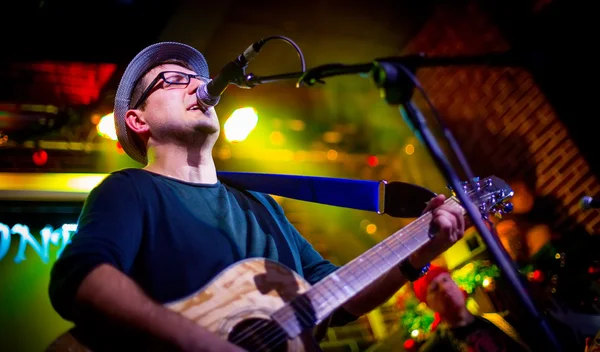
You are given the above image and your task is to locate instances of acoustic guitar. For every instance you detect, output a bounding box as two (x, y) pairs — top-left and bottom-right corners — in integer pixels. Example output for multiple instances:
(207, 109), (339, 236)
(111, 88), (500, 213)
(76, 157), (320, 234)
(46, 176), (513, 352)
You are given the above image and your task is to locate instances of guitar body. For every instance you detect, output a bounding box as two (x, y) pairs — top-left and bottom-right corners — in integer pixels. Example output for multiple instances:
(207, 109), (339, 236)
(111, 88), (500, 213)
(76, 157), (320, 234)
(47, 258), (321, 352)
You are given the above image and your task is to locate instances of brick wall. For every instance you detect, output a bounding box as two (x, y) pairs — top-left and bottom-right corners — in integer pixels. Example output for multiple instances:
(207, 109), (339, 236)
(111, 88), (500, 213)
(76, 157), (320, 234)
(400, 2), (600, 237)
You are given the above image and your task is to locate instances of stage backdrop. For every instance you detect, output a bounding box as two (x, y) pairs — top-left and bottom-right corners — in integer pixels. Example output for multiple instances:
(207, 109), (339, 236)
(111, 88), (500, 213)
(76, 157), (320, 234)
(0, 201), (81, 351)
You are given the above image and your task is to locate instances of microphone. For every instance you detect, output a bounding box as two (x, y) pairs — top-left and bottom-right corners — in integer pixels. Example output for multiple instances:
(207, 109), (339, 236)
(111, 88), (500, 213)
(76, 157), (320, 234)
(197, 39), (267, 107)
(579, 195), (600, 210)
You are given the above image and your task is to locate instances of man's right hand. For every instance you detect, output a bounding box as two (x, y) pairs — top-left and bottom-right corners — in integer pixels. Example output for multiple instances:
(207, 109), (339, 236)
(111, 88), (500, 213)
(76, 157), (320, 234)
(73, 264), (246, 352)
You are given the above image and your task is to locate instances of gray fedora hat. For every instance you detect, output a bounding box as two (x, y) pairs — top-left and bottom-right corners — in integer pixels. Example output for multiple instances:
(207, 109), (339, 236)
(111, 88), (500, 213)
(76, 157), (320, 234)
(114, 42), (210, 165)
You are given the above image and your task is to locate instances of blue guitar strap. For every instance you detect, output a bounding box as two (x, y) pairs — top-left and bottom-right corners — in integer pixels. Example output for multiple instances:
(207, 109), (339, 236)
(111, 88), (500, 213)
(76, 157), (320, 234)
(217, 171), (435, 219)
(217, 171), (382, 213)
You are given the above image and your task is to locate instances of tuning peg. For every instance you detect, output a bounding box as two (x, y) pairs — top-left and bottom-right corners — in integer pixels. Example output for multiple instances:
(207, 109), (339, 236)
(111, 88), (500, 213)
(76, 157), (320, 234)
(447, 184), (458, 196)
(470, 177), (482, 191)
(490, 202), (514, 219)
(502, 202), (514, 214)
(450, 177), (483, 194)
(493, 208), (504, 219)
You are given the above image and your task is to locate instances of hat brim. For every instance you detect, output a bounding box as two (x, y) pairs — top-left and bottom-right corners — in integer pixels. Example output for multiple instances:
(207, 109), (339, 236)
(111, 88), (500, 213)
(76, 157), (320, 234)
(114, 42), (210, 165)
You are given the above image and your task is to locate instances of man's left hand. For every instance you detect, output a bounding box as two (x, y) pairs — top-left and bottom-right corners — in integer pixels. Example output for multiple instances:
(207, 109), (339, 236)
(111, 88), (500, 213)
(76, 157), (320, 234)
(409, 194), (465, 268)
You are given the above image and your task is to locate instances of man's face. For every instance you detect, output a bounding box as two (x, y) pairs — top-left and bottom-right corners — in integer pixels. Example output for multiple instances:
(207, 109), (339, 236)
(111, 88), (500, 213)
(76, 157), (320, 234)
(425, 272), (466, 316)
(132, 63), (220, 145)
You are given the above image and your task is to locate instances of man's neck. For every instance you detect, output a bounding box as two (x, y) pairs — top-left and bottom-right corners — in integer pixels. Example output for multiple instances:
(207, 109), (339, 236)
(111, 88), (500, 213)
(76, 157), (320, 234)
(144, 144), (218, 184)
(443, 308), (476, 328)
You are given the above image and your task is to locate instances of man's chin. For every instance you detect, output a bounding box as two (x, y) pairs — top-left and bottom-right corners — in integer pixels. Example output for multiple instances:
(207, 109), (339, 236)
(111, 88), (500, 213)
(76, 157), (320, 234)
(443, 301), (466, 315)
(194, 123), (220, 135)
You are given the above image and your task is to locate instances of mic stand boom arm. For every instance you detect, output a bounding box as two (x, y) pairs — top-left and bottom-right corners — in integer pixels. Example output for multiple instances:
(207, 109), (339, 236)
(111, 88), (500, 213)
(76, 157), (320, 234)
(241, 63), (373, 88)
(238, 50), (529, 88)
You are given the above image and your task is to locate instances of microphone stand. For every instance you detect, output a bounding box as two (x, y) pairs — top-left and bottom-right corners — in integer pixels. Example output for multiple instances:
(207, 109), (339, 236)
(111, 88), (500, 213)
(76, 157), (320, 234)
(368, 59), (562, 352)
(240, 51), (562, 350)
(242, 72), (306, 87)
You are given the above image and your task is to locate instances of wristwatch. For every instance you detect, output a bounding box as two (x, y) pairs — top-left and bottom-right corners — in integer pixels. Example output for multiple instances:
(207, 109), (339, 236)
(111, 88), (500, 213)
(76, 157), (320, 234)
(398, 259), (431, 282)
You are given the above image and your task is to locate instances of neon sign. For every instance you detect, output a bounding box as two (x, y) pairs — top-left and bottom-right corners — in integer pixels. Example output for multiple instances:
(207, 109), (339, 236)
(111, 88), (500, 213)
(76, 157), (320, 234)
(0, 223), (77, 264)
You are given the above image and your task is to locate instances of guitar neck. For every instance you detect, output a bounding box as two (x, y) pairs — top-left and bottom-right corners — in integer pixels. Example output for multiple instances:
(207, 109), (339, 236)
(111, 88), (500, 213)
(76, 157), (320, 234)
(307, 196), (464, 323)
(271, 176), (512, 339)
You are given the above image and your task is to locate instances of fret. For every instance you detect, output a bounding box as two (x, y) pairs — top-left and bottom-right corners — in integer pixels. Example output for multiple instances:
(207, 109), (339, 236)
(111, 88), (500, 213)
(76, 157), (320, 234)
(310, 290), (334, 316)
(331, 272), (355, 297)
(322, 276), (346, 302)
(361, 252), (386, 278)
(373, 245), (395, 267)
(381, 238), (404, 262)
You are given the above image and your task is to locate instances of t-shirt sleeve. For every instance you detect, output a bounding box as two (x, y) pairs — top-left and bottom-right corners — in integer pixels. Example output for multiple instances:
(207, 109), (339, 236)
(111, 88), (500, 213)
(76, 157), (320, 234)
(290, 225), (338, 284)
(254, 193), (361, 326)
(284, 208), (362, 326)
(48, 171), (144, 321)
(254, 193), (339, 284)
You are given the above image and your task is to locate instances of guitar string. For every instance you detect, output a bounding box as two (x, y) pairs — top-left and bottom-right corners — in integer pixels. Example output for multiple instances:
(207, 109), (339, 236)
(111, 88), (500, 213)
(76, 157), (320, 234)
(244, 219), (435, 351)
(228, 213), (439, 349)
(230, 199), (468, 348)
(230, 202), (465, 350)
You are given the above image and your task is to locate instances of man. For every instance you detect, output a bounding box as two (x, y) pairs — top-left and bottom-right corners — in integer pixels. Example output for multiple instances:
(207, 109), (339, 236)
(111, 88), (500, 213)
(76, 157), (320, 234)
(48, 42), (465, 351)
(413, 265), (531, 352)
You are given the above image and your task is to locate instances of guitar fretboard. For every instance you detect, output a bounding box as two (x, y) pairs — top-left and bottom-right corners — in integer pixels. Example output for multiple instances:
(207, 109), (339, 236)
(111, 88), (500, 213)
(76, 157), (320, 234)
(272, 197), (465, 337)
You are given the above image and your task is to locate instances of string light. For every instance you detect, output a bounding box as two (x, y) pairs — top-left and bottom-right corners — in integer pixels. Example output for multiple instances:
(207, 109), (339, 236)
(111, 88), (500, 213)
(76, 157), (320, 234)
(32, 149), (48, 166)
(367, 155), (379, 167)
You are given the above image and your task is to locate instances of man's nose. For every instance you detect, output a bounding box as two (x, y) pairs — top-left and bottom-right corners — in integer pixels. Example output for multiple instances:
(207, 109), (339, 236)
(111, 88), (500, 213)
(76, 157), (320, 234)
(437, 284), (449, 295)
(187, 77), (205, 95)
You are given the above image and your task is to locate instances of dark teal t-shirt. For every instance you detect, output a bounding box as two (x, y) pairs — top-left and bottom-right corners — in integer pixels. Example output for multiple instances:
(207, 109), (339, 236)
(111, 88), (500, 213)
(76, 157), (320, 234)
(49, 168), (340, 321)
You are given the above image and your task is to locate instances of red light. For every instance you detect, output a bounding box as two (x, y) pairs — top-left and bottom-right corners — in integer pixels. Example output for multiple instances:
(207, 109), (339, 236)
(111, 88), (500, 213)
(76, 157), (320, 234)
(431, 311), (442, 330)
(32, 149), (48, 166)
(367, 155), (379, 167)
(404, 339), (415, 350)
(532, 269), (544, 282)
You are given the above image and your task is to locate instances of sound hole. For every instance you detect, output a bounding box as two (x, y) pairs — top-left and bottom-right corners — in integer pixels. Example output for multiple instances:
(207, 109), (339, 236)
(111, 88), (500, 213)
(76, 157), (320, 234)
(228, 318), (288, 352)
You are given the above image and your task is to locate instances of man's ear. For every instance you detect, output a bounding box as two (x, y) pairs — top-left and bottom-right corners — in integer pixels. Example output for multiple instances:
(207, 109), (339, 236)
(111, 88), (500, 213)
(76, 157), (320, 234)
(125, 109), (149, 135)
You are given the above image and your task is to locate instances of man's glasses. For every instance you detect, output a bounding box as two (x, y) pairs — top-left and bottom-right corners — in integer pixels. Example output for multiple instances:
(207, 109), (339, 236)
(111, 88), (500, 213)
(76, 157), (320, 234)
(131, 71), (210, 109)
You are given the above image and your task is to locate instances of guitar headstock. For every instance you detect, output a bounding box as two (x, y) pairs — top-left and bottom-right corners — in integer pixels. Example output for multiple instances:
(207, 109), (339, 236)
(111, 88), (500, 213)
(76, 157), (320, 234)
(450, 176), (514, 218)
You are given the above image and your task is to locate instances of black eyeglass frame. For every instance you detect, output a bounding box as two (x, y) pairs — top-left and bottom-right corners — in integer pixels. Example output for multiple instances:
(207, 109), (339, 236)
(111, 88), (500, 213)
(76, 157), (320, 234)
(131, 71), (210, 109)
